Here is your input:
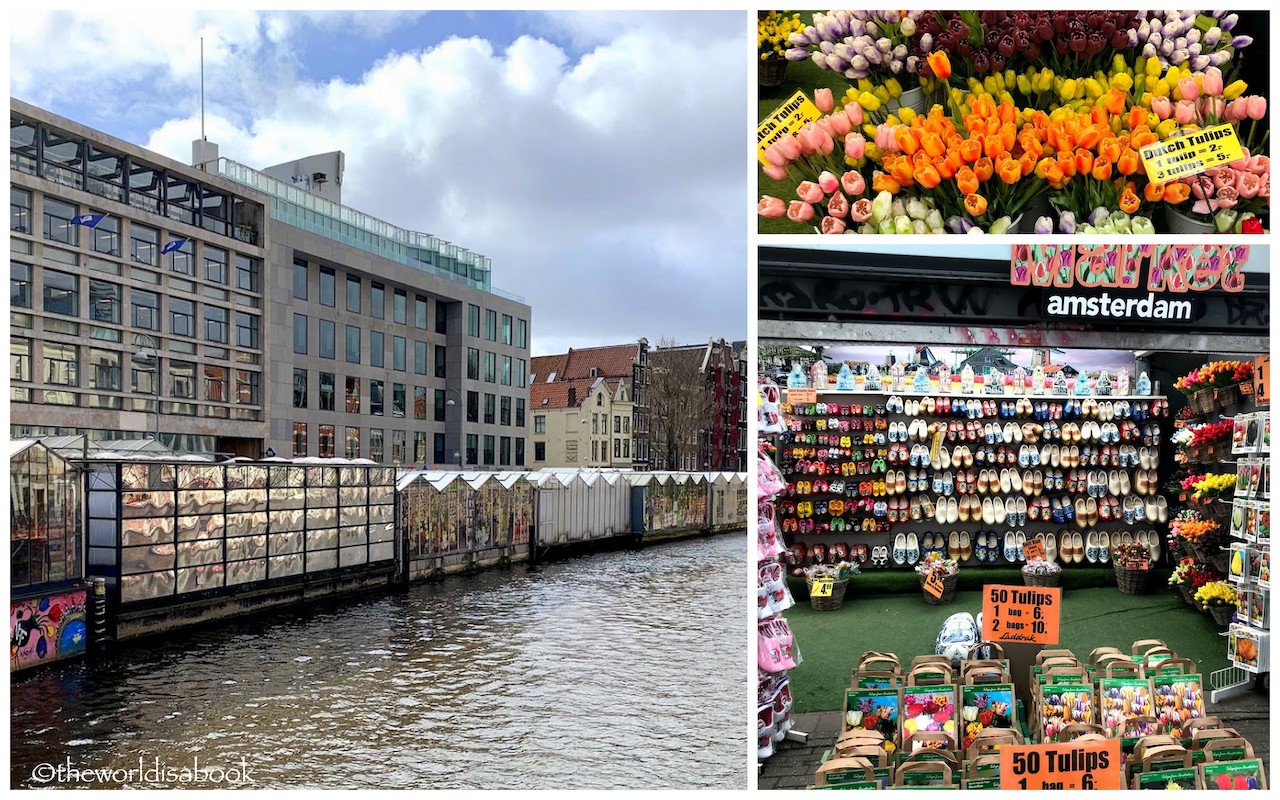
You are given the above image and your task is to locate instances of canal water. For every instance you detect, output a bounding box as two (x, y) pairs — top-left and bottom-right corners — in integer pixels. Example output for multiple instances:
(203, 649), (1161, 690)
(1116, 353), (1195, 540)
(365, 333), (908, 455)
(11, 533), (747, 789)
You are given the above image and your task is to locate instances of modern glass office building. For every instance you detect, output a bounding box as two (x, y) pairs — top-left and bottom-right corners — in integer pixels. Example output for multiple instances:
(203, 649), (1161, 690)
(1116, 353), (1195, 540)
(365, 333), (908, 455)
(10, 99), (531, 466)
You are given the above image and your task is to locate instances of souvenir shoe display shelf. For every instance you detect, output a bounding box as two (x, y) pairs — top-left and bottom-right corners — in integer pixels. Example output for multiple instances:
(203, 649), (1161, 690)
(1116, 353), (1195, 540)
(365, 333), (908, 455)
(778, 390), (1171, 571)
(1213, 407), (1270, 700)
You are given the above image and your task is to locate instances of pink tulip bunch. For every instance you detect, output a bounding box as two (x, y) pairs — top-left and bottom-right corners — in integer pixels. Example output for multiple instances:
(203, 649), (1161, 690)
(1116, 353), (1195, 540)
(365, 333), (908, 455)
(1182, 149), (1270, 218)
(759, 101), (866, 184)
(758, 168), (873, 235)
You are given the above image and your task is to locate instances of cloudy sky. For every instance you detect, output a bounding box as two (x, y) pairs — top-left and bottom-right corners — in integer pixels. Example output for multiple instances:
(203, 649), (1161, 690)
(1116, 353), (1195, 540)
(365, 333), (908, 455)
(12, 10), (748, 356)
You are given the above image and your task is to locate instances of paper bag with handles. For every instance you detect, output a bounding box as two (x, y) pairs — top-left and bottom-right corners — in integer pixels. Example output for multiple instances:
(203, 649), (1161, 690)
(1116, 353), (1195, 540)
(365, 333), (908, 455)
(894, 760), (954, 788)
(814, 756), (878, 788)
(961, 754), (1003, 790)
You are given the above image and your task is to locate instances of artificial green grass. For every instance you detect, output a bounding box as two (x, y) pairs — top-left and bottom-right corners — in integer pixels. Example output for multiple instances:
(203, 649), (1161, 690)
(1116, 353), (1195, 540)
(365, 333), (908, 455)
(758, 50), (852, 235)
(782, 583), (1232, 714)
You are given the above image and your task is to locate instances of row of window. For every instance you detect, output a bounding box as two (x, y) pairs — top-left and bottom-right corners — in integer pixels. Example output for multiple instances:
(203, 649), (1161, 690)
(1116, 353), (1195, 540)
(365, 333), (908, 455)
(292, 313), (446, 376)
(529, 414), (631, 436)
(10, 336), (262, 405)
(292, 256), (451, 333)
(465, 303), (527, 347)
(13, 262), (261, 349)
(290, 422), (525, 467)
(13, 119), (260, 242)
(12, 189), (260, 290)
(290, 369), (526, 426)
(463, 347), (527, 387)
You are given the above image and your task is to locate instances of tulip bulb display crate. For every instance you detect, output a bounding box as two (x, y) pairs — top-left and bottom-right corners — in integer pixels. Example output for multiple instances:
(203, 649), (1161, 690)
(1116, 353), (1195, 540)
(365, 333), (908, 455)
(1211, 409), (1271, 702)
(777, 388), (1170, 571)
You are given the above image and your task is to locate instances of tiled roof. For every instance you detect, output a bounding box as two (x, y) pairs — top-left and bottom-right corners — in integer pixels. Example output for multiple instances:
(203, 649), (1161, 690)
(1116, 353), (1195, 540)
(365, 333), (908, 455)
(562, 343), (639, 380)
(530, 377), (619, 410)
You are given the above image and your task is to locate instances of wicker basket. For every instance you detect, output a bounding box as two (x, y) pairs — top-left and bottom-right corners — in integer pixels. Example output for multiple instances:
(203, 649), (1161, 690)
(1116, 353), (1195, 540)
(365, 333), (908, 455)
(807, 577), (849, 611)
(1176, 584), (1197, 606)
(1207, 550), (1230, 575)
(1023, 569), (1061, 587)
(1217, 383), (1244, 409)
(1193, 388), (1218, 414)
(1115, 564), (1152, 595)
(920, 571), (960, 605)
(1208, 604), (1236, 627)
(759, 57), (789, 88)
(1208, 440), (1234, 462)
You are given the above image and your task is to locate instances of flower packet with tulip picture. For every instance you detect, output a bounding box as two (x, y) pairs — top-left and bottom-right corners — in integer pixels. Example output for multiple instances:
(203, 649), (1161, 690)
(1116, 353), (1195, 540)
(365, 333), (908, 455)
(843, 687), (902, 753)
(1098, 676), (1156, 739)
(901, 687), (959, 750)
(960, 685), (1015, 751)
(1150, 673), (1205, 739)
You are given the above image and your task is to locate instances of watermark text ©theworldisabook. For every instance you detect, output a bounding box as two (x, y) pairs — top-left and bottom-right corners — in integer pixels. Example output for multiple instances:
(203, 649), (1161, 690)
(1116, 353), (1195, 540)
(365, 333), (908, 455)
(29, 756), (254, 786)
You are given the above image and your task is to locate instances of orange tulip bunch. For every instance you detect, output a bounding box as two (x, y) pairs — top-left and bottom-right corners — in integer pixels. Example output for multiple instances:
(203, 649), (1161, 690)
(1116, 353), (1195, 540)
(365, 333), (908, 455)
(869, 95), (1046, 224)
(1030, 104), (1191, 216)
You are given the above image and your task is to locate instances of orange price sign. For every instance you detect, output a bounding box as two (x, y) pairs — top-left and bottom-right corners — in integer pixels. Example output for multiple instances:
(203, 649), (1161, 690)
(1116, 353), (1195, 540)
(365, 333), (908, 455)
(981, 584), (1061, 645)
(1255, 355), (1269, 404)
(999, 739), (1122, 790)
(788, 388), (817, 405)
(922, 570), (946, 600)
(1022, 538), (1046, 562)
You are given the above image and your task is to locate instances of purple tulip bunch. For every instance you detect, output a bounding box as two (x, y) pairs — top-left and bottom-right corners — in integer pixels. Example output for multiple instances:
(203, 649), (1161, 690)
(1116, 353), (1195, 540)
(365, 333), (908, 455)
(1127, 11), (1252, 71)
(784, 11), (925, 81)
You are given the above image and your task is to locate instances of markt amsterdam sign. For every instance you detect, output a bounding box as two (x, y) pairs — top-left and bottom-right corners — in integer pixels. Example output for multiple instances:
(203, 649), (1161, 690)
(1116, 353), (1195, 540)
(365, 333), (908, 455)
(1011, 244), (1250, 324)
(758, 246), (1267, 337)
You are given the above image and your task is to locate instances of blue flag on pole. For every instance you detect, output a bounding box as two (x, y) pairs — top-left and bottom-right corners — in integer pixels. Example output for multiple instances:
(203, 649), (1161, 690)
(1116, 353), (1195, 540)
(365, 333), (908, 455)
(160, 238), (188, 255)
(71, 213), (105, 228)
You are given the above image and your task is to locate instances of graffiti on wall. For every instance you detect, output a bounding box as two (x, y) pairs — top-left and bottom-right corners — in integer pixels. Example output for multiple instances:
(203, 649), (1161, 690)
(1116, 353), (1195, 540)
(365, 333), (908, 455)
(11, 589), (87, 671)
(403, 480), (533, 559)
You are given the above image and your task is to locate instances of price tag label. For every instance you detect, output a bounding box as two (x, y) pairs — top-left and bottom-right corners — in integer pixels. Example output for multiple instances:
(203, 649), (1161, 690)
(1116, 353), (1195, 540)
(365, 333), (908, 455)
(812, 578), (834, 598)
(788, 388), (817, 405)
(999, 739), (1122, 790)
(981, 584), (1062, 644)
(922, 570), (946, 599)
(757, 90), (821, 166)
(1254, 355), (1269, 404)
(1022, 538), (1046, 562)
(1140, 123), (1245, 184)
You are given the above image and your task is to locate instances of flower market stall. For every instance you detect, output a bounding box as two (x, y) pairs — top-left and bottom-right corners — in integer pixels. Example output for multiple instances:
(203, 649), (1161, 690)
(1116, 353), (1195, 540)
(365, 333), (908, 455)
(758, 11), (1269, 234)
(756, 243), (1271, 788)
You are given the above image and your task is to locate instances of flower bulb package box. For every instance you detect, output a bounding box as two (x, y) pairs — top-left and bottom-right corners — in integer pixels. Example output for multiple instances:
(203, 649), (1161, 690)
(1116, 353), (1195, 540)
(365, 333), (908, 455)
(1198, 759), (1268, 790)
(843, 687), (902, 749)
(901, 685), (959, 750)
(1135, 767), (1199, 790)
(1150, 673), (1206, 739)
(959, 682), (1015, 751)
(1036, 679), (1094, 743)
(1097, 671), (1156, 739)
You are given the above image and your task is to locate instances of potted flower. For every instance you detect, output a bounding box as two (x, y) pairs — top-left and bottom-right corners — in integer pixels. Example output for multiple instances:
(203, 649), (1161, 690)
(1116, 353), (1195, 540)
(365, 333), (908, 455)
(804, 560), (859, 610)
(1113, 541), (1152, 595)
(1168, 558), (1198, 606)
(915, 551), (959, 605)
(1194, 580), (1238, 626)
(759, 11), (806, 88)
(1022, 557), (1061, 587)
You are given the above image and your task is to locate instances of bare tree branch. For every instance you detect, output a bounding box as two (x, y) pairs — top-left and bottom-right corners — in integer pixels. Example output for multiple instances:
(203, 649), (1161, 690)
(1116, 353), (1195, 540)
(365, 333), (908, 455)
(648, 338), (715, 470)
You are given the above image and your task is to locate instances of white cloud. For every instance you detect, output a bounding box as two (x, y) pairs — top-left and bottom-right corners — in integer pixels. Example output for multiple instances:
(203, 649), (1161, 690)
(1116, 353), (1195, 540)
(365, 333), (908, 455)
(16, 11), (748, 354)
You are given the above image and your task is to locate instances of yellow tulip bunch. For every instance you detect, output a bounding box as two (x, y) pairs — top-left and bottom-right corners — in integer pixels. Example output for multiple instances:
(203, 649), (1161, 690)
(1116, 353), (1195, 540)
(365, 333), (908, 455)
(1194, 580), (1237, 608)
(1191, 473), (1237, 501)
(840, 77), (905, 117)
(759, 11), (805, 60)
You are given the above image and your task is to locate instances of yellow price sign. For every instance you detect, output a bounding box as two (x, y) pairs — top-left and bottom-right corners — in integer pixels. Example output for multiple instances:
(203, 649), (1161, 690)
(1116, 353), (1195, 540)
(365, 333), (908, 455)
(1140, 123), (1245, 184)
(757, 90), (821, 166)
(812, 578), (835, 598)
(788, 388), (817, 405)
